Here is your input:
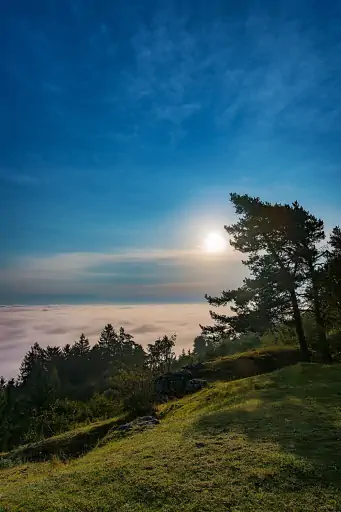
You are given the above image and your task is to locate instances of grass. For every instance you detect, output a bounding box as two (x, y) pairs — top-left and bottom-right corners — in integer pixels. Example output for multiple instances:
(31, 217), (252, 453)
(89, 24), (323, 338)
(0, 415), (126, 463)
(1, 363), (341, 511)
(193, 346), (303, 381)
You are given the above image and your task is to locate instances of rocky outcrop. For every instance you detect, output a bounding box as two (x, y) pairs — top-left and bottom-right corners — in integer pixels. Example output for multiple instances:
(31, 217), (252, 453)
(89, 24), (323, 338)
(155, 369), (192, 396)
(185, 378), (208, 393)
(155, 370), (207, 397)
(116, 416), (159, 432)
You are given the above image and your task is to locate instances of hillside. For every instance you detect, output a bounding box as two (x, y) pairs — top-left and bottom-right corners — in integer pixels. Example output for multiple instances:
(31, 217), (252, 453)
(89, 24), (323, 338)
(1, 363), (341, 511)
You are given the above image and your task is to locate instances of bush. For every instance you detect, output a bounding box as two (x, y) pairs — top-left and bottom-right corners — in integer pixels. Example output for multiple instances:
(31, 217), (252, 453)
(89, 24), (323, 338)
(123, 390), (155, 417)
(3, 416), (125, 463)
(19, 394), (121, 447)
(111, 369), (155, 418)
(88, 393), (120, 419)
(261, 325), (298, 348)
(20, 399), (90, 445)
(200, 333), (262, 361)
(328, 329), (341, 356)
(218, 333), (262, 356)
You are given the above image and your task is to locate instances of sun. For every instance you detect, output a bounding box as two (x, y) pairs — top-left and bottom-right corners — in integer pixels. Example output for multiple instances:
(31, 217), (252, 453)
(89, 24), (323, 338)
(203, 232), (227, 253)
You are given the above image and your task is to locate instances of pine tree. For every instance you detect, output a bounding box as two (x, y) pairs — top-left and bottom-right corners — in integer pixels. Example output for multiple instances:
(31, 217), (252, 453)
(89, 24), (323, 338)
(193, 336), (207, 359)
(203, 193), (327, 359)
(19, 343), (46, 384)
(278, 201), (331, 360)
(147, 335), (176, 374)
(98, 324), (117, 345)
(328, 226), (341, 314)
(71, 334), (91, 356)
(321, 226), (341, 325)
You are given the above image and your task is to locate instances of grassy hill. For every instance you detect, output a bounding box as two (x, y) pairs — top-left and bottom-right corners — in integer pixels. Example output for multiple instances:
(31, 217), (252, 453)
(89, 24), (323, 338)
(1, 363), (341, 511)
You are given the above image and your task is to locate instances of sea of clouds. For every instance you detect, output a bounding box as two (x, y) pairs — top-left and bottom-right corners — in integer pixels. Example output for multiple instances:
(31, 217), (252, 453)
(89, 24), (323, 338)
(0, 303), (213, 379)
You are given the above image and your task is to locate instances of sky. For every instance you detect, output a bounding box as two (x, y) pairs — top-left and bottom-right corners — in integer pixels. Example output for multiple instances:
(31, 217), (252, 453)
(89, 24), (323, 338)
(1, 1), (341, 373)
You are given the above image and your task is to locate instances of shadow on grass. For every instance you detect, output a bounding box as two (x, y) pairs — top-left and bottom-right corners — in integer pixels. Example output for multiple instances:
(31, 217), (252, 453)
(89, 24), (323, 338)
(191, 365), (341, 487)
(1, 416), (127, 464)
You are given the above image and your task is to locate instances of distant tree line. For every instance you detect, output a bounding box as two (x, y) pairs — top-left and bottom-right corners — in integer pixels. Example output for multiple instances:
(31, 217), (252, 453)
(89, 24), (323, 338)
(0, 327), (182, 451)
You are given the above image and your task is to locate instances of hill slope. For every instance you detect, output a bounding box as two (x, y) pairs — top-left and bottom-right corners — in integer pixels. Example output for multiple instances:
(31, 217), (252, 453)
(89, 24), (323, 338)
(1, 363), (341, 511)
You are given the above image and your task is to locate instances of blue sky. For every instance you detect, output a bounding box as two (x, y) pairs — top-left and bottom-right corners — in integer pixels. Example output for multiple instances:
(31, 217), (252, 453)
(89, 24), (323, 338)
(1, 0), (341, 305)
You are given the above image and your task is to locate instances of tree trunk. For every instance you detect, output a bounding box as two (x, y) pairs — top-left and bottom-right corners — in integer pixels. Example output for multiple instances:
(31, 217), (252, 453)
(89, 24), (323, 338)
(309, 261), (332, 362)
(290, 289), (310, 360)
(263, 235), (310, 360)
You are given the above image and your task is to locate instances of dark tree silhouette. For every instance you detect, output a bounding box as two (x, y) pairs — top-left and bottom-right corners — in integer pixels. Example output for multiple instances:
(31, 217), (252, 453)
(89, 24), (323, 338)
(147, 335), (176, 374)
(193, 335), (207, 359)
(202, 193), (333, 360)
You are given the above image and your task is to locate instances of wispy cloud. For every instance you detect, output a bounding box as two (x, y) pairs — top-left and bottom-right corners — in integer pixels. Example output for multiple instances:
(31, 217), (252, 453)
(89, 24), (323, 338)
(68, 0), (85, 21)
(20, 247), (237, 273)
(42, 82), (63, 94)
(14, 5), (341, 152)
(117, 9), (341, 146)
(0, 172), (39, 187)
(90, 22), (112, 50)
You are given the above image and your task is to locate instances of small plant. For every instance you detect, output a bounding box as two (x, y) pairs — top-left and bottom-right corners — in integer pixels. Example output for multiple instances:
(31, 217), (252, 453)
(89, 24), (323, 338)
(0, 456), (20, 469)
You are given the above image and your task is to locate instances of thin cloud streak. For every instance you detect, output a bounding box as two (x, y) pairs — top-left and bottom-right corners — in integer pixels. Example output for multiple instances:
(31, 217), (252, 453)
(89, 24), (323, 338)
(0, 244), (245, 304)
(22, 247), (238, 271)
(1, 246), (241, 281)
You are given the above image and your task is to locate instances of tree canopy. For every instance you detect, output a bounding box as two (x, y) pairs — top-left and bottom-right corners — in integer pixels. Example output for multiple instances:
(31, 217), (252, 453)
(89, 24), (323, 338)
(202, 193), (339, 361)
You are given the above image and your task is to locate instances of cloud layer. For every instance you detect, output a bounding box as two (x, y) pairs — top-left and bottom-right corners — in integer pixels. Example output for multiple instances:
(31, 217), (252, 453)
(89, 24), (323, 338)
(0, 303), (215, 379)
(1, 247), (244, 303)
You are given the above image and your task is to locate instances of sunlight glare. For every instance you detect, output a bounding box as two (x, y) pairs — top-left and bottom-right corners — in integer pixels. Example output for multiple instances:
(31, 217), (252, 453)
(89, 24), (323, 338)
(203, 232), (227, 253)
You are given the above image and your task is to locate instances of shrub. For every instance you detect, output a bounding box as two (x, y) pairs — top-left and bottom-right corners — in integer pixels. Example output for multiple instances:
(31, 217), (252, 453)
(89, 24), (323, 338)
(328, 329), (341, 356)
(88, 393), (120, 419)
(261, 325), (298, 348)
(199, 333), (262, 362)
(123, 390), (155, 417)
(111, 369), (155, 418)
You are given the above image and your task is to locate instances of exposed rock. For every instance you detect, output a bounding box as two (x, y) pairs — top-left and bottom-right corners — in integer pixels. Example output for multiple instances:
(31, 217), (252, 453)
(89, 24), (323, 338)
(136, 416), (159, 426)
(195, 442), (206, 448)
(158, 394), (169, 404)
(183, 362), (204, 371)
(185, 378), (208, 393)
(155, 370), (208, 397)
(118, 423), (132, 431)
(155, 370), (192, 396)
(116, 416), (160, 434)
